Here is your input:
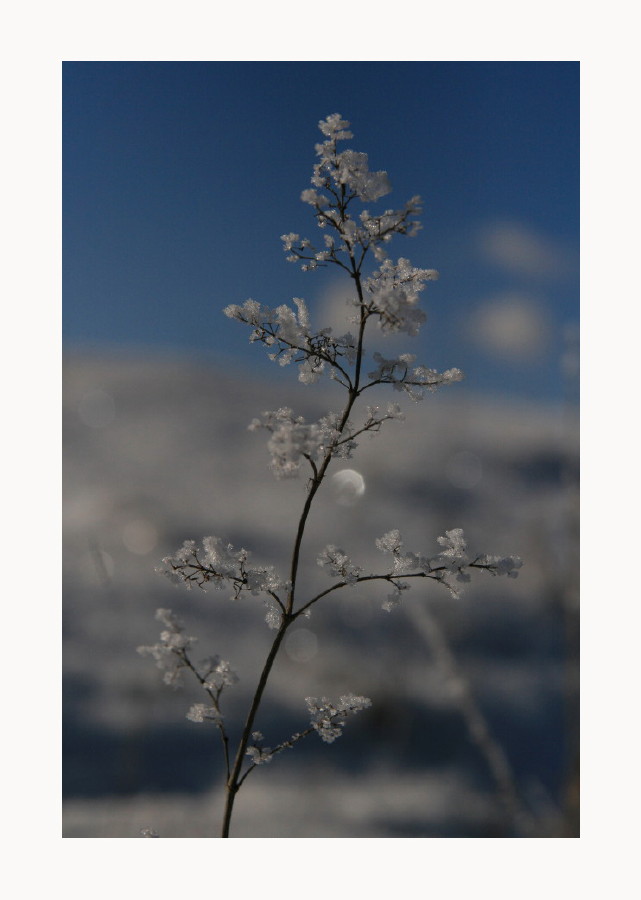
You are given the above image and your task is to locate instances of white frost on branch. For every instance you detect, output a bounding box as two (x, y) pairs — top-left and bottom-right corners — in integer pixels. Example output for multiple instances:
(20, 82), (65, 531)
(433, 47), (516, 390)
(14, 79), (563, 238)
(245, 732), (274, 766)
(317, 545), (363, 584)
(368, 352), (464, 400)
(249, 407), (323, 478)
(283, 114), (422, 269)
(224, 298), (357, 386)
(306, 694), (372, 744)
(313, 113), (391, 202)
(136, 608), (196, 687)
(363, 257), (438, 336)
(186, 703), (224, 725)
(374, 529), (523, 603)
(250, 403), (410, 479)
(201, 655), (239, 690)
(157, 538), (289, 603)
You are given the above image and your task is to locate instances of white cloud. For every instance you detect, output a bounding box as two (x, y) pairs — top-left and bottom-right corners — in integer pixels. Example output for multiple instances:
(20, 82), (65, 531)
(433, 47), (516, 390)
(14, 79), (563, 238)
(313, 278), (359, 334)
(477, 221), (576, 280)
(467, 293), (551, 361)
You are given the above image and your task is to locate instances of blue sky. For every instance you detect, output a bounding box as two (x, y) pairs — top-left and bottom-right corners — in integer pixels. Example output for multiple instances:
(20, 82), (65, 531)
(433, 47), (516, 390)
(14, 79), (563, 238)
(63, 61), (579, 403)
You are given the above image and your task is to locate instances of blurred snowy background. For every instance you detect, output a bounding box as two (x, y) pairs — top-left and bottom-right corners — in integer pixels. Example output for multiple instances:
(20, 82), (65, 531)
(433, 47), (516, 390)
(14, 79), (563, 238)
(62, 349), (578, 837)
(62, 61), (579, 837)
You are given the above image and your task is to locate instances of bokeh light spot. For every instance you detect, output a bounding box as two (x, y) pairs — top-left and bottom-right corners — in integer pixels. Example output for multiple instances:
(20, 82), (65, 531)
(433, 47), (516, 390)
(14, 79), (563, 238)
(122, 519), (158, 555)
(331, 469), (366, 506)
(285, 628), (318, 663)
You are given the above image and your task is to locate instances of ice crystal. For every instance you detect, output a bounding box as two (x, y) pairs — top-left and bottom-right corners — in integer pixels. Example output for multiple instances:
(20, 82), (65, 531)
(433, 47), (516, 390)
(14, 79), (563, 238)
(186, 703), (223, 724)
(246, 732), (274, 765)
(250, 407), (323, 478)
(158, 537), (287, 601)
(317, 545), (363, 584)
(306, 694), (372, 744)
(137, 609), (196, 687)
(363, 257), (437, 336)
(201, 656), (238, 689)
(368, 352), (464, 400)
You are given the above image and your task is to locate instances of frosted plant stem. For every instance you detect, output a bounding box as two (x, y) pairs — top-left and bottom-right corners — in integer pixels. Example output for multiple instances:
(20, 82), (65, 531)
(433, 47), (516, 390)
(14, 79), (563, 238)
(219, 432), (342, 836)
(287, 389), (357, 610)
(221, 621), (289, 837)
(220, 417), (355, 835)
(221, 292), (366, 837)
(145, 115), (524, 839)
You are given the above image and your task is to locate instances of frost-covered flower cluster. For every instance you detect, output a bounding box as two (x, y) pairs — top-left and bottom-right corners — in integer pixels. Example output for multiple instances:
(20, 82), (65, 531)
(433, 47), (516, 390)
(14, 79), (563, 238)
(293, 112), (392, 212)
(201, 655), (239, 690)
(363, 258), (437, 337)
(306, 694), (372, 744)
(374, 528), (523, 602)
(317, 545), (363, 584)
(367, 352), (464, 401)
(185, 655), (238, 725)
(245, 732), (274, 766)
(227, 115), (450, 407)
(248, 404), (407, 480)
(157, 537), (288, 598)
(224, 297), (358, 387)
(244, 725), (318, 768)
(248, 407), (323, 478)
(313, 529), (522, 611)
(139, 609), (240, 732)
(156, 537), (290, 628)
(286, 113), (422, 269)
(137, 608), (196, 687)
(433, 528), (521, 592)
(186, 703), (224, 724)
(137, 611), (239, 716)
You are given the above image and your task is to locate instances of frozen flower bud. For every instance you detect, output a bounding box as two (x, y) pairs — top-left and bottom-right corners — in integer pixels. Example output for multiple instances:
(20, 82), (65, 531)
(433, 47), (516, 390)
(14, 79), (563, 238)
(281, 233), (300, 251)
(246, 732), (274, 765)
(137, 608), (198, 687)
(202, 656), (239, 689)
(318, 113), (353, 140)
(436, 528), (469, 564)
(317, 545), (363, 584)
(477, 554), (524, 578)
(376, 529), (403, 554)
(251, 407), (324, 478)
(246, 746), (273, 765)
(382, 581), (409, 612)
(368, 352), (464, 400)
(186, 703), (223, 724)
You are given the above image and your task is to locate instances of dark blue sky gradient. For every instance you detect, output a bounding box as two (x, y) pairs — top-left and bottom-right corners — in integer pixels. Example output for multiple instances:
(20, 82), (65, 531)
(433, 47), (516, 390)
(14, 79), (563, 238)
(63, 62), (579, 402)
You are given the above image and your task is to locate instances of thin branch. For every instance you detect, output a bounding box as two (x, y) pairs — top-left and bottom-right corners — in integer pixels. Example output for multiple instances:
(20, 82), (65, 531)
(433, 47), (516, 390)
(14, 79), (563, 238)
(176, 648), (231, 780)
(236, 726), (316, 789)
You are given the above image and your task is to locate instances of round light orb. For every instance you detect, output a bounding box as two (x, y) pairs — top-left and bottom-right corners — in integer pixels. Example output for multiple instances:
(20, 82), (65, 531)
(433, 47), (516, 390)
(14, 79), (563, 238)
(122, 518), (158, 555)
(285, 628), (318, 663)
(331, 468), (366, 506)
